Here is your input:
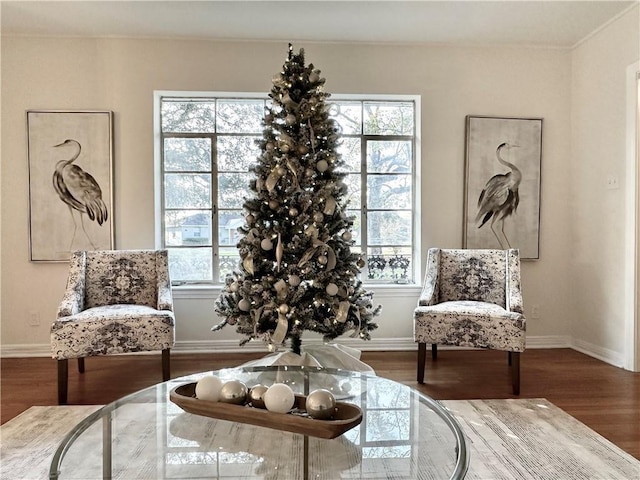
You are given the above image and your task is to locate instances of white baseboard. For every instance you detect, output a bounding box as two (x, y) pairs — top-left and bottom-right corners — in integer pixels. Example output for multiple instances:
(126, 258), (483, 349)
(571, 338), (625, 368)
(0, 335), (574, 358)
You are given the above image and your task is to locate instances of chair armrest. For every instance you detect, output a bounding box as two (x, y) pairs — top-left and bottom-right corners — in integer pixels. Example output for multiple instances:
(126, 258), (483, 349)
(418, 248), (440, 306)
(506, 249), (524, 314)
(156, 250), (174, 311)
(57, 251), (86, 318)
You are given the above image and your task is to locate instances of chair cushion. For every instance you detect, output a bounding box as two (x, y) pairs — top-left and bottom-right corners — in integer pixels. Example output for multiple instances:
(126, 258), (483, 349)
(413, 300), (526, 352)
(51, 305), (175, 360)
(85, 252), (159, 309)
(438, 250), (507, 306)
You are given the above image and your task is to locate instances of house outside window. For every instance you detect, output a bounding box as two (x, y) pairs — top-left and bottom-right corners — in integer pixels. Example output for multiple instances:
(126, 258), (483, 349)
(155, 92), (420, 285)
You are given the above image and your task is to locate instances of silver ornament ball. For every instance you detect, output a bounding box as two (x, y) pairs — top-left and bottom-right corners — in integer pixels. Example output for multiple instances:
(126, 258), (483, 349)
(219, 380), (248, 405)
(305, 389), (336, 420)
(248, 384), (268, 409)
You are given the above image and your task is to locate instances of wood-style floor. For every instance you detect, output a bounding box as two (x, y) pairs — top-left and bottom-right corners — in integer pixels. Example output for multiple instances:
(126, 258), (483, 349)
(1, 348), (639, 459)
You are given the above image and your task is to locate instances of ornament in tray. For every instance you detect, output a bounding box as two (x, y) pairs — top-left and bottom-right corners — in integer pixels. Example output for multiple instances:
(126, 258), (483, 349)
(170, 375), (362, 439)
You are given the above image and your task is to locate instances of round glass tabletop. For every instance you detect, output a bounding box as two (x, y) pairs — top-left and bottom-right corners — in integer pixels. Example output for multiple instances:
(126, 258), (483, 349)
(50, 366), (468, 479)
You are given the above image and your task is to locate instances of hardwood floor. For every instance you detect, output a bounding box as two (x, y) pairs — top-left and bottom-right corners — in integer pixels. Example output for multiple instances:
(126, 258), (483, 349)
(2, 348), (639, 459)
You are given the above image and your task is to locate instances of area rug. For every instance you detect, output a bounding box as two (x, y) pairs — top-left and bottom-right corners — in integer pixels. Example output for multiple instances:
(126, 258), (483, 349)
(1, 399), (638, 479)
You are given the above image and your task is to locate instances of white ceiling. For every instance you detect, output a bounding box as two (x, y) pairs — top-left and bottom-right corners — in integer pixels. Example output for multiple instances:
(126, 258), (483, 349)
(0, 1), (636, 48)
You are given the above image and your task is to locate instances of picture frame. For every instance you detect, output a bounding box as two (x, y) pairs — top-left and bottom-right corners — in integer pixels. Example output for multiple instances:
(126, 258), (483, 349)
(463, 115), (542, 259)
(27, 110), (114, 262)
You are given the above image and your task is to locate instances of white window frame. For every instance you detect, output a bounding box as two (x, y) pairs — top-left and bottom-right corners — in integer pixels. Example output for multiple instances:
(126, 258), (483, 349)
(154, 91), (421, 290)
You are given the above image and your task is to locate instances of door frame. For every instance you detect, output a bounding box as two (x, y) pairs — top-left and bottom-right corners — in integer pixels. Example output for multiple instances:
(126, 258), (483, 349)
(625, 61), (639, 372)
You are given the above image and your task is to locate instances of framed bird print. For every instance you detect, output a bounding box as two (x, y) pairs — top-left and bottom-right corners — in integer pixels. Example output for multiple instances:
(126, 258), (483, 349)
(27, 110), (114, 262)
(463, 115), (542, 259)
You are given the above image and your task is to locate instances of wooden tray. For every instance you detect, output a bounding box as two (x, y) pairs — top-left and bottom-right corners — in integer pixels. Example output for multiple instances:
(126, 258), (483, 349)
(170, 382), (362, 439)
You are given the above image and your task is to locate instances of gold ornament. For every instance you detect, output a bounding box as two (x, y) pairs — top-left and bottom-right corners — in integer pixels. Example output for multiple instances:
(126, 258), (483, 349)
(316, 159), (329, 172)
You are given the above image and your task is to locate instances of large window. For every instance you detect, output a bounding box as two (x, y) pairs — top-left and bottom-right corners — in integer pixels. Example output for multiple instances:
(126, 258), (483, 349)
(155, 93), (419, 285)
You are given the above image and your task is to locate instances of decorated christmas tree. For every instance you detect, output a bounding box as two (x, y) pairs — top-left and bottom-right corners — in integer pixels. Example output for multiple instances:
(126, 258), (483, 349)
(213, 44), (380, 355)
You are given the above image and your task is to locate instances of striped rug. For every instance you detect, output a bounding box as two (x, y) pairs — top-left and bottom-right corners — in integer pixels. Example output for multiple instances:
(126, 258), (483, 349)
(1, 399), (638, 479)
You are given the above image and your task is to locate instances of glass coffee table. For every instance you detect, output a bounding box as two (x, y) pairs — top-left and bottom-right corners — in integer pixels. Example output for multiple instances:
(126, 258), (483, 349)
(50, 366), (468, 479)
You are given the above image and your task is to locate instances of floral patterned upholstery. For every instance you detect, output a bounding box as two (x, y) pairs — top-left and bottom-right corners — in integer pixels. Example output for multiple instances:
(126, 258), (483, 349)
(51, 250), (175, 361)
(413, 248), (526, 394)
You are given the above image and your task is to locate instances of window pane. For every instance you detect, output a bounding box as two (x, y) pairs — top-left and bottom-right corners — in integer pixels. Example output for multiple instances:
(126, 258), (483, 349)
(218, 210), (244, 246)
(219, 247), (241, 282)
(343, 174), (361, 208)
(366, 410), (410, 441)
(164, 173), (211, 208)
(330, 101), (362, 134)
(216, 99), (264, 133)
(367, 211), (411, 245)
(218, 135), (261, 171)
(336, 137), (361, 172)
(168, 247), (212, 282)
(162, 100), (215, 133)
(367, 174), (412, 209)
(164, 138), (211, 172)
(165, 210), (211, 246)
(366, 141), (412, 173)
(363, 101), (414, 135)
(367, 247), (412, 282)
(218, 173), (252, 208)
(366, 377), (410, 408)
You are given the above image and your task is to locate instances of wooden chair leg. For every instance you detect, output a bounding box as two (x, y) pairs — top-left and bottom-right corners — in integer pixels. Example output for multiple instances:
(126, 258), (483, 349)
(432, 344), (438, 361)
(511, 351), (520, 395)
(162, 348), (171, 382)
(77, 357), (85, 373)
(417, 343), (426, 383)
(58, 359), (68, 405)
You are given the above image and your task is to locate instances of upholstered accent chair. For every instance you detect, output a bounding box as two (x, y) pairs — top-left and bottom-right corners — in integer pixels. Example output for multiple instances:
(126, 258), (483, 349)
(52, 249), (175, 404)
(413, 248), (526, 394)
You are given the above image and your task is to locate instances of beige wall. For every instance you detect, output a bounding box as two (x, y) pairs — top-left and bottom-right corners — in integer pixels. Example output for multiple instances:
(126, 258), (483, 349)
(1, 8), (636, 360)
(571, 7), (640, 362)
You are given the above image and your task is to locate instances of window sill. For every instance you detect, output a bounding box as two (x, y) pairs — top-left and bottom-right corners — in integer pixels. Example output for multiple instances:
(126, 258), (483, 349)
(172, 283), (421, 300)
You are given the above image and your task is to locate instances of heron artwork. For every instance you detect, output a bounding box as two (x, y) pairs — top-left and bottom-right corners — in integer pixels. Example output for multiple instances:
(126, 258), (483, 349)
(476, 142), (522, 249)
(52, 139), (108, 250)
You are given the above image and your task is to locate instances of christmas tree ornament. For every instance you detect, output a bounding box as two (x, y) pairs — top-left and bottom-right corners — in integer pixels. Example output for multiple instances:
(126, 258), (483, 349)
(317, 255), (328, 265)
(285, 114), (297, 125)
(316, 159), (329, 172)
(264, 383), (295, 414)
(289, 207), (299, 217)
(248, 384), (269, 409)
(275, 233), (284, 270)
(261, 238), (274, 250)
(219, 380), (248, 405)
(195, 375), (224, 402)
(238, 299), (251, 311)
(342, 231), (352, 242)
(309, 70), (321, 83)
(298, 144), (309, 155)
(326, 283), (339, 296)
(288, 274), (301, 287)
(268, 199), (279, 209)
(313, 212), (324, 223)
(274, 279), (288, 299)
(278, 304), (290, 314)
(323, 196), (337, 215)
